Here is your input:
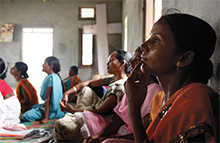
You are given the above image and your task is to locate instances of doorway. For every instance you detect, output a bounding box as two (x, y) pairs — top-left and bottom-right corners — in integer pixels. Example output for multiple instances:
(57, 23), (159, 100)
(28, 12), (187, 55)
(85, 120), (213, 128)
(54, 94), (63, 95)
(22, 28), (53, 102)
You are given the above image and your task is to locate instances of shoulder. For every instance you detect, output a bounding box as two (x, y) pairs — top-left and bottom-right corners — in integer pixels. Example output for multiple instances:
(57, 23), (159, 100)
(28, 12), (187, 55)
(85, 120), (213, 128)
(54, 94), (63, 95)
(182, 83), (217, 98)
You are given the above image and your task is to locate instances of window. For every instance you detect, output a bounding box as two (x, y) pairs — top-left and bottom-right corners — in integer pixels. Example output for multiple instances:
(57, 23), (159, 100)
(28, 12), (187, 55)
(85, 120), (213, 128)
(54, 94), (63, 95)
(79, 7), (96, 20)
(143, 0), (162, 41)
(78, 28), (95, 68)
(22, 28), (53, 103)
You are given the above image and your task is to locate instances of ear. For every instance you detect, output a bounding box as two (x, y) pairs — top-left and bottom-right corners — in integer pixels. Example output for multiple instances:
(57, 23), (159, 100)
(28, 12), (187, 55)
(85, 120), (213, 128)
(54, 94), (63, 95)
(179, 51), (195, 68)
(120, 60), (126, 67)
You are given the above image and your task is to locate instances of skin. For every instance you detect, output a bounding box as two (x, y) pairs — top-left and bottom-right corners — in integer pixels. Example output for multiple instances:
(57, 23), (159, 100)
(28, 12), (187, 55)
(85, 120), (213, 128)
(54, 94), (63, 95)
(59, 51), (128, 116)
(68, 68), (75, 77)
(84, 48), (156, 143)
(10, 65), (30, 105)
(124, 18), (194, 142)
(40, 60), (54, 124)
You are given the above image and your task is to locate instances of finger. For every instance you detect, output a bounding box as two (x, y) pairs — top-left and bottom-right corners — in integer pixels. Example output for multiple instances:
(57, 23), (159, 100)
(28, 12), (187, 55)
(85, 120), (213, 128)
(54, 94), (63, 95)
(129, 61), (143, 80)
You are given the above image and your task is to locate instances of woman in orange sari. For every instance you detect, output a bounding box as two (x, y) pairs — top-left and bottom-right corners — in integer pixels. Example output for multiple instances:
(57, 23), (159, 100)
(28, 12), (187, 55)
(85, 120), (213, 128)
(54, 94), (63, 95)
(11, 62), (38, 113)
(122, 13), (219, 143)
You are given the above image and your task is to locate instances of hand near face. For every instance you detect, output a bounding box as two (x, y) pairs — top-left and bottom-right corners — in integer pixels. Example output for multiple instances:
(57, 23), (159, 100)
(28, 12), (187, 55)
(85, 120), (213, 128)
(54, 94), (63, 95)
(124, 61), (148, 111)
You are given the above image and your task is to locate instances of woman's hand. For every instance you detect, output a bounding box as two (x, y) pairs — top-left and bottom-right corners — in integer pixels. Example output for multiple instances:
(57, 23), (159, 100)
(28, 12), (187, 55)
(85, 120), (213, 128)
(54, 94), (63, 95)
(40, 118), (49, 124)
(124, 61), (148, 111)
(83, 134), (107, 143)
(59, 100), (75, 114)
(61, 92), (69, 106)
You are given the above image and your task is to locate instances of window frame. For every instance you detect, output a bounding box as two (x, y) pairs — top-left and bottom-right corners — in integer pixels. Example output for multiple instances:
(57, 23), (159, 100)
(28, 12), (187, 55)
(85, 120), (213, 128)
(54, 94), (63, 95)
(79, 7), (96, 20)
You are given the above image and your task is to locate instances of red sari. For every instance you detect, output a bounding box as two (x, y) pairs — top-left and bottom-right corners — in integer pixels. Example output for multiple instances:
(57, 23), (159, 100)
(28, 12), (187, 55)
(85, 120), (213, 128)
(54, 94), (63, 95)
(146, 83), (219, 142)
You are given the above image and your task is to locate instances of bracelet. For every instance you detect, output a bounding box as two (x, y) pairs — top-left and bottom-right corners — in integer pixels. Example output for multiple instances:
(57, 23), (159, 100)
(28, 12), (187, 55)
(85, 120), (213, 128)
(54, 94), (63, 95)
(83, 109), (87, 112)
(109, 125), (114, 133)
(73, 87), (77, 93)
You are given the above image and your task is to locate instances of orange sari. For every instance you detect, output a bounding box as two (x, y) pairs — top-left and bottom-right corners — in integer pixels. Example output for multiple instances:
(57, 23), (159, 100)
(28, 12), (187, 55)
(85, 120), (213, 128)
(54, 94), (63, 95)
(147, 83), (219, 142)
(16, 78), (39, 112)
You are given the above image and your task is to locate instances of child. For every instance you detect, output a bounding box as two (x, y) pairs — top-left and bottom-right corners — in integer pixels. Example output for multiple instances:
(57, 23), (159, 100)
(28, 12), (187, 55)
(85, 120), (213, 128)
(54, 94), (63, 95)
(0, 58), (20, 126)
(22, 56), (65, 124)
(10, 62), (39, 113)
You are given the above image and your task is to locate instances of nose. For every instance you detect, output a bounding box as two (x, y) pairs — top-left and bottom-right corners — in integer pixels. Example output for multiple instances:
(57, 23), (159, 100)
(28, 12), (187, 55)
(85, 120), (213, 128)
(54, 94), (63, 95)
(140, 40), (150, 53)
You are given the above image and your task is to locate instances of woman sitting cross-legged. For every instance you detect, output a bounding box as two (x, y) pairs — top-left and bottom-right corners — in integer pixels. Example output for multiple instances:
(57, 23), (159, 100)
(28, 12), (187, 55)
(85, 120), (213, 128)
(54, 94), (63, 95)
(22, 56), (65, 124)
(54, 50), (132, 142)
(83, 47), (162, 143)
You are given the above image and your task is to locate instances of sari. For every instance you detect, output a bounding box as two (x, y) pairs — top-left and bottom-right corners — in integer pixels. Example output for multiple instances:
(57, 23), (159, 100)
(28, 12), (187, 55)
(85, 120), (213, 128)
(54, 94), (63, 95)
(16, 78), (39, 112)
(146, 83), (219, 142)
(63, 75), (82, 102)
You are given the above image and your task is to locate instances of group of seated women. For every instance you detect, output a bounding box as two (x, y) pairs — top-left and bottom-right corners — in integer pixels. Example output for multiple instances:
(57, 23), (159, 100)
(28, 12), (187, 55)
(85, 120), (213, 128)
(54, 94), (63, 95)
(0, 12), (219, 143)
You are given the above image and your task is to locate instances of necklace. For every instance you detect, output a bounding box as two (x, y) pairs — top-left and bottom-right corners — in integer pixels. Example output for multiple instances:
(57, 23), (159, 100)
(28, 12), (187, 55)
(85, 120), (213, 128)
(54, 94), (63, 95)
(181, 77), (191, 88)
(159, 77), (191, 119)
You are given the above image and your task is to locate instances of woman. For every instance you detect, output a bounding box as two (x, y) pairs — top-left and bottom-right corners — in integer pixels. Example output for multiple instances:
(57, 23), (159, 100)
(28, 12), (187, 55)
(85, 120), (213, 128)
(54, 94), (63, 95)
(22, 56), (65, 124)
(10, 62), (39, 113)
(123, 13), (219, 142)
(54, 50), (132, 142)
(83, 47), (162, 143)
(0, 58), (20, 126)
(63, 65), (82, 102)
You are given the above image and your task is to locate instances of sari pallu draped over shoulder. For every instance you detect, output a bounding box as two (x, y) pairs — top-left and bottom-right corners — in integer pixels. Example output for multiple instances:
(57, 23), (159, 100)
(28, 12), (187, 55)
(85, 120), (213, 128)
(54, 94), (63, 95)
(16, 78), (39, 112)
(146, 83), (219, 142)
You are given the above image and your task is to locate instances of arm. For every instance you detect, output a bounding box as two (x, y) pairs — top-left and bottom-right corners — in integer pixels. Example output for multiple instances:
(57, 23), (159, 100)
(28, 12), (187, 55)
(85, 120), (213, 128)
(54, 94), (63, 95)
(85, 116), (126, 142)
(124, 61), (149, 142)
(20, 87), (30, 104)
(41, 87), (52, 124)
(62, 78), (103, 105)
(60, 94), (117, 115)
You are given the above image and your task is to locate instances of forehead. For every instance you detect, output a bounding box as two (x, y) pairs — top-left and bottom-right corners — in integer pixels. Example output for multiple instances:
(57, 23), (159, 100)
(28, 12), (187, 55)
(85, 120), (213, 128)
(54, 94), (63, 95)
(151, 18), (173, 39)
(109, 51), (117, 59)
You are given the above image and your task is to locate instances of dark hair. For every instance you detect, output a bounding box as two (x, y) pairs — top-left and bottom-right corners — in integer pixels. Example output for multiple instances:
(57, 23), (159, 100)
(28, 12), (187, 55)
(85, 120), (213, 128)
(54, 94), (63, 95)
(115, 50), (132, 74)
(0, 58), (7, 80)
(45, 56), (64, 93)
(161, 13), (216, 84)
(46, 56), (60, 74)
(70, 66), (78, 75)
(15, 62), (29, 78)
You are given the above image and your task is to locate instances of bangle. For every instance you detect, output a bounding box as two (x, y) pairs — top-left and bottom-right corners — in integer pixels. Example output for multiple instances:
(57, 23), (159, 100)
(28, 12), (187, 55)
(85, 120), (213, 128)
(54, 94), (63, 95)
(73, 87), (77, 93)
(109, 125), (114, 133)
(83, 109), (87, 112)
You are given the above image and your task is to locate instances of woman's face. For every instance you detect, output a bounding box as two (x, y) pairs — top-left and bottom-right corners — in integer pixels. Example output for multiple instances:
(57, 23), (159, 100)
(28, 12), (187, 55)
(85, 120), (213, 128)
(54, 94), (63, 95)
(42, 60), (52, 74)
(68, 69), (74, 77)
(106, 51), (121, 74)
(140, 18), (179, 77)
(10, 65), (18, 76)
(130, 48), (142, 71)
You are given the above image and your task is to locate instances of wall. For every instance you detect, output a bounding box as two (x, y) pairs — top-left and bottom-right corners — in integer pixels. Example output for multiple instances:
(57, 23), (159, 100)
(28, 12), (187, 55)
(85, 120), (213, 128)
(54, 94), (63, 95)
(0, 0), (122, 89)
(122, 0), (143, 53)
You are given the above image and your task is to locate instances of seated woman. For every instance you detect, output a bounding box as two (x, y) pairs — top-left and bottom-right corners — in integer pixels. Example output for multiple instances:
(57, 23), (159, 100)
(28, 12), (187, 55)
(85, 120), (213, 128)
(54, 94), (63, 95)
(22, 56), (65, 124)
(54, 50), (132, 142)
(63, 65), (82, 102)
(10, 62), (39, 113)
(82, 47), (162, 142)
(120, 13), (219, 143)
(0, 58), (20, 126)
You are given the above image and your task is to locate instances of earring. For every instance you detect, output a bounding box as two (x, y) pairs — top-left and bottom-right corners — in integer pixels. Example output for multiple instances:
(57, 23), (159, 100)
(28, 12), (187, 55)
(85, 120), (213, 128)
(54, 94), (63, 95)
(176, 61), (181, 71)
